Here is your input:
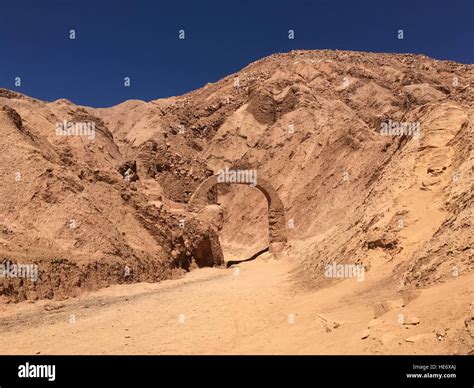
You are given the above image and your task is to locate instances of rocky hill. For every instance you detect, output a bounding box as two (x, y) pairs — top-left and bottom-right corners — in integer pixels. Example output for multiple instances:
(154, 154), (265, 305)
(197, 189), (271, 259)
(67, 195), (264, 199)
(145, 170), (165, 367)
(0, 49), (472, 304)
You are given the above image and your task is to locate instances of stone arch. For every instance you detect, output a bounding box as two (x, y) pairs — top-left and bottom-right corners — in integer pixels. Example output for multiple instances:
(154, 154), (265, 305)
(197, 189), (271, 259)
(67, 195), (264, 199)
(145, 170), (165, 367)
(187, 175), (287, 253)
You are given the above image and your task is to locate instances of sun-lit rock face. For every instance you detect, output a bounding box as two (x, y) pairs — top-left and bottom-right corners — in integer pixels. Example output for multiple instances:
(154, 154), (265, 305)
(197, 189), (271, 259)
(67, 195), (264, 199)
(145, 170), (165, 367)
(0, 49), (472, 302)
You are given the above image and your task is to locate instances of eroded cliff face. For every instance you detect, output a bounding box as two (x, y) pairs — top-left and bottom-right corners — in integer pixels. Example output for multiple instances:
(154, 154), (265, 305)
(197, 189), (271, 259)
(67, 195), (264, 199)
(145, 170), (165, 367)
(1, 49), (472, 302)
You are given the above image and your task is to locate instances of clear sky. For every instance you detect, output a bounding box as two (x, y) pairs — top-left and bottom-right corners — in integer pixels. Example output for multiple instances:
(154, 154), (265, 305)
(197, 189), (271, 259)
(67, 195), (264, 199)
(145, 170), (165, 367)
(0, 0), (472, 107)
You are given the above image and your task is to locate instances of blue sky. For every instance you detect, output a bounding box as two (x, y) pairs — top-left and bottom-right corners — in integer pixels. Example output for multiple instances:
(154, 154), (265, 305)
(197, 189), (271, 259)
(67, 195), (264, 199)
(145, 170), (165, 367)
(0, 0), (472, 107)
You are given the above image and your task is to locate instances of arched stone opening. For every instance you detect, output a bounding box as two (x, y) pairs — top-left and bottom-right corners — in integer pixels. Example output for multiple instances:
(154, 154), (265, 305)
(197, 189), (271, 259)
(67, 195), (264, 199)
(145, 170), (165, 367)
(187, 175), (287, 253)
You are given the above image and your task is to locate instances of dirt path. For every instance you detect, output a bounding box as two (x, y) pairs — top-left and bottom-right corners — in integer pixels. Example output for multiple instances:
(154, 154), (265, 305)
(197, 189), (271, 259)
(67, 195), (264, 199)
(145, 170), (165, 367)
(0, 253), (472, 354)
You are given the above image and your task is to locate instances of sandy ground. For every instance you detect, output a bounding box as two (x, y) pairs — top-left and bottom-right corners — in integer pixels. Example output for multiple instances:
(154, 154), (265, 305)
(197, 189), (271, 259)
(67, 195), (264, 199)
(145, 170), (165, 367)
(0, 251), (471, 355)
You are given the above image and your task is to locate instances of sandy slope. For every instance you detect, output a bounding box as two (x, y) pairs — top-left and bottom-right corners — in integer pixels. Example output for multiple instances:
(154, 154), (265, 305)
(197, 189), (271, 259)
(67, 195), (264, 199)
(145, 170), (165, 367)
(0, 251), (472, 355)
(0, 50), (473, 354)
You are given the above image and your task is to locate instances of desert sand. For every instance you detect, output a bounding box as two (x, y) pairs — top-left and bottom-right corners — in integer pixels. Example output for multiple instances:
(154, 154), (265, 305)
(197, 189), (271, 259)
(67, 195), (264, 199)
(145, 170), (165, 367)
(0, 49), (472, 354)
